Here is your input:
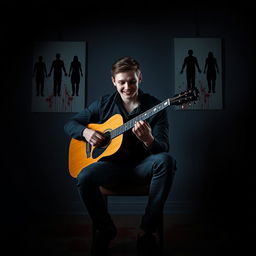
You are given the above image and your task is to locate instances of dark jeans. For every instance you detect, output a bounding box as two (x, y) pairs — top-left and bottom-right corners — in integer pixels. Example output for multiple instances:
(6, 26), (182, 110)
(77, 152), (176, 233)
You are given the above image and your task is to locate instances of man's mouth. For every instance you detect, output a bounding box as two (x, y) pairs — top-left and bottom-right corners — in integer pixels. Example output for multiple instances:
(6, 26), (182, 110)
(122, 90), (133, 96)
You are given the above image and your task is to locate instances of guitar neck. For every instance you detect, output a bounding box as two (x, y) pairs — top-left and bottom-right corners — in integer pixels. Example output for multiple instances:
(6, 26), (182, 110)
(110, 98), (171, 139)
(109, 89), (197, 139)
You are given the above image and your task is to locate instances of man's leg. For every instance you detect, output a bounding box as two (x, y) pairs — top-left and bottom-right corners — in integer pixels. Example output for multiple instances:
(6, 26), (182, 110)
(132, 153), (176, 255)
(132, 153), (176, 233)
(76, 161), (133, 231)
(77, 161), (131, 255)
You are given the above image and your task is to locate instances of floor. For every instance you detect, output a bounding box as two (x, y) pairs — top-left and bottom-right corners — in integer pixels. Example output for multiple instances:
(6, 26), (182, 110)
(8, 214), (246, 256)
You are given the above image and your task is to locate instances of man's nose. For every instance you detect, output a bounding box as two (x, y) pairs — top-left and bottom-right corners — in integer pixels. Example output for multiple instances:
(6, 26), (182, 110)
(124, 82), (129, 89)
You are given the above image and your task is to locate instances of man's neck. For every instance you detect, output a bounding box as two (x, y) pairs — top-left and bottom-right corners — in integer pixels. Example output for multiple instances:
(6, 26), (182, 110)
(122, 97), (140, 114)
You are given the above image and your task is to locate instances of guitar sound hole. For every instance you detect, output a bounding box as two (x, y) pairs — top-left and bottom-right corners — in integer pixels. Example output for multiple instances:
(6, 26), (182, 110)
(91, 132), (111, 159)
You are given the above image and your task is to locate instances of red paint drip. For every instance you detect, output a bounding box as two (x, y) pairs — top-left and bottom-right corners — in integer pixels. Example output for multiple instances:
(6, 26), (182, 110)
(45, 94), (54, 109)
(44, 85), (75, 111)
(198, 80), (210, 108)
(64, 86), (74, 111)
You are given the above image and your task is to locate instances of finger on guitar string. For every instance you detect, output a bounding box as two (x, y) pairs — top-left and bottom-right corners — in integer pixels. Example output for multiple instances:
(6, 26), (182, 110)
(134, 120), (148, 132)
(90, 131), (106, 146)
(143, 121), (151, 128)
(83, 128), (105, 145)
(93, 132), (105, 141)
(133, 122), (147, 138)
(89, 138), (97, 146)
(89, 136), (104, 147)
(133, 128), (142, 137)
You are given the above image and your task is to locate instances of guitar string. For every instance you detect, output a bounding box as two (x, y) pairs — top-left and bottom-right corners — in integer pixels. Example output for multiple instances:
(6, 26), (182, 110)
(110, 99), (170, 139)
(109, 91), (196, 139)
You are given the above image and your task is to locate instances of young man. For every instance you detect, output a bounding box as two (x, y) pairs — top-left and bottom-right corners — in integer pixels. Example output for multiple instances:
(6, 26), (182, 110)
(64, 56), (176, 256)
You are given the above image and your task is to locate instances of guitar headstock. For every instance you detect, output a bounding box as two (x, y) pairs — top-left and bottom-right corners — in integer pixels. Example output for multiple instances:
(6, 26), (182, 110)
(169, 88), (199, 107)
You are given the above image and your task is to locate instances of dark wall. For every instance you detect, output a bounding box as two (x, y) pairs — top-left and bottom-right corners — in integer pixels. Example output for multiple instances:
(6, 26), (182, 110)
(4, 2), (254, 251)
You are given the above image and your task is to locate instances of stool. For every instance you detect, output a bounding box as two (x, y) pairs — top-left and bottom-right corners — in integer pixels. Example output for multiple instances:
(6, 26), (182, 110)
(92, 184), (164, 249)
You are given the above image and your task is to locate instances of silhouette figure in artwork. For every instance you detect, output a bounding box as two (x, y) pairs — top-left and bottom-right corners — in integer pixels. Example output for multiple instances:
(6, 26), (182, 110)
(33, 56), (47, 96)
(203, 51), (219, 93)
(48, 53), (67, 96)
(69, 56), (83, 96)
(180, 49), (201, 90)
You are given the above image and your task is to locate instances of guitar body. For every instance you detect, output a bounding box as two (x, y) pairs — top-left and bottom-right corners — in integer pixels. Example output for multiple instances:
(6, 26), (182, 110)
(68, 114), (124, 178)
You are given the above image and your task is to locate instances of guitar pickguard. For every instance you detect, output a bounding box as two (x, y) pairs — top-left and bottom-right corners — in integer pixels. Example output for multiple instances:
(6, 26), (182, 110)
(91, 131), (111, 159)
(91, 146), (108, 159)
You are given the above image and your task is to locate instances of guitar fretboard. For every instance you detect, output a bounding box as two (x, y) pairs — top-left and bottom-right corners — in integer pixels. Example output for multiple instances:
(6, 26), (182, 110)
(110, 99), (170, 139)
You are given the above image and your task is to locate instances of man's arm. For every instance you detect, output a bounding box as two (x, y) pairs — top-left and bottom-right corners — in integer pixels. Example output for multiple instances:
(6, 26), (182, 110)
(64, 99), (100, 140)
(132, 120), (154, 147)
(132, 109), (169, 154)
(148, 109), (169, 153)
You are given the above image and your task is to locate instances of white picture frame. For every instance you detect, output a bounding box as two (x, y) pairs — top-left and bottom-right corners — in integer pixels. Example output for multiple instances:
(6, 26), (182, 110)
(32, 41), (86, 112)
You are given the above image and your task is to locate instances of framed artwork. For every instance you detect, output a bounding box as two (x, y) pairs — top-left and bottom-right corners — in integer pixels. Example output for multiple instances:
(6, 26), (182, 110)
(174, 38), (222, 110)
(32, 41), (86, 112)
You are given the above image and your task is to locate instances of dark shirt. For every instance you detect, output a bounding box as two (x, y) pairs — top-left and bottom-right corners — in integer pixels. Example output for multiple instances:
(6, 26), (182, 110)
(64, 89), (169, 165)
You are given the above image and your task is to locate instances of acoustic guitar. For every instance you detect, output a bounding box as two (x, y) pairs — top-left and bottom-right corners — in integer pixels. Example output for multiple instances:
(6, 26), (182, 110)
(68, 88), (199, 178)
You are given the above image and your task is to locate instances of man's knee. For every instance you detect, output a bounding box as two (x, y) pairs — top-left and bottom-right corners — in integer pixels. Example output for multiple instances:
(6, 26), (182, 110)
(76, 167), (92, 187)
(76, 162), (101, 187)
(153, 153), (177, 175)
(158, 153), (176, 167)
(76, 161), (115, 187)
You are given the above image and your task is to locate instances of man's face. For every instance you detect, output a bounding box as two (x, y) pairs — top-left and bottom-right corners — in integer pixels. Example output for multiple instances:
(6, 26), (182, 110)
(112, 70), (141, 102)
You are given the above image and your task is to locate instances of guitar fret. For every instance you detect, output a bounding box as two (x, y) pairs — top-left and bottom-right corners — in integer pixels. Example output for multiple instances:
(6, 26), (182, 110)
(127, 121), (132, 130)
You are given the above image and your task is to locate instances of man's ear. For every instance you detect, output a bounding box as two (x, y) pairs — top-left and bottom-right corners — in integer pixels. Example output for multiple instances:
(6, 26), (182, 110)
(111, 76), (116, 86)
(139, 72), (142, 83)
